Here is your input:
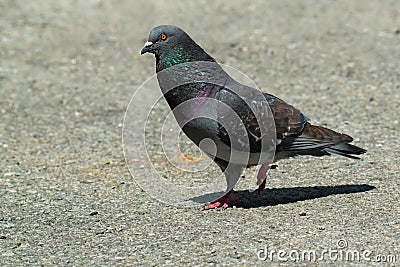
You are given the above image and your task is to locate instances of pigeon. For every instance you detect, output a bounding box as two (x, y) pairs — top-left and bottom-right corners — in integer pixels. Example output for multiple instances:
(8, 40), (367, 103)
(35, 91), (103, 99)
(141, 25), (366, 209)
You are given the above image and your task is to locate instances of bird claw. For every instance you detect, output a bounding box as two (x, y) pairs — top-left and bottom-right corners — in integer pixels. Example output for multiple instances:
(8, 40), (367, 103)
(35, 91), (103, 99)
(204, 192), (240, 210)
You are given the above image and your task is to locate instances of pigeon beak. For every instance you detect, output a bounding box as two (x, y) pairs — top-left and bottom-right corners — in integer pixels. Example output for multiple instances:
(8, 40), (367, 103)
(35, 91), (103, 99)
(140, 41), (154, 55)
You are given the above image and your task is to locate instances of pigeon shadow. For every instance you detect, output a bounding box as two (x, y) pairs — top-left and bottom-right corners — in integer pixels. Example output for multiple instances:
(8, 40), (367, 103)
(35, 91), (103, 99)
(190, 184), (375, 209)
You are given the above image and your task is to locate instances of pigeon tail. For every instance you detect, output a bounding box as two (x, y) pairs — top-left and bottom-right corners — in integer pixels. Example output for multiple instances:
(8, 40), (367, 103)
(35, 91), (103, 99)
(302, 123), (366, 159)
(323, 143), (367, 159)
(277, 122), (366, 159)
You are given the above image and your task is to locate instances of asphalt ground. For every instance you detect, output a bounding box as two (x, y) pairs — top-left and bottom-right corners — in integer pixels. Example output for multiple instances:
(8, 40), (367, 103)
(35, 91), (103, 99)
(1, 1), (399, 266)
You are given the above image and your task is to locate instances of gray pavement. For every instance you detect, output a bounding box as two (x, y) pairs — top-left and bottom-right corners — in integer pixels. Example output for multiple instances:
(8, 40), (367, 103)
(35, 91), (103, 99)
(0, 1), (399, 266)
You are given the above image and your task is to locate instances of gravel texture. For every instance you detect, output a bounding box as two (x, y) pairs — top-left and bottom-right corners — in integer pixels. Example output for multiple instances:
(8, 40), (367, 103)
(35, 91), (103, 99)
(1, 1), (399, 266)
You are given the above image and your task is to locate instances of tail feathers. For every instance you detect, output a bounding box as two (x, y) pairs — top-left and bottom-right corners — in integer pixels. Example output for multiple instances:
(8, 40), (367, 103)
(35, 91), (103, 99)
(278, 122), (367, 159)
(323, 143), (367, 159)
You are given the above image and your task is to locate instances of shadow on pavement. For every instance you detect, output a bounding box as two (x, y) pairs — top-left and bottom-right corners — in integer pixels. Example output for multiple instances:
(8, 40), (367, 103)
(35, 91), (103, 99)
(191, 184), (375, 209)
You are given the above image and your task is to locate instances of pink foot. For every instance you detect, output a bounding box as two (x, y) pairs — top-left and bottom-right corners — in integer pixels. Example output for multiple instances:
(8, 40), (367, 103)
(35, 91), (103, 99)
(204, 191), (240, 210)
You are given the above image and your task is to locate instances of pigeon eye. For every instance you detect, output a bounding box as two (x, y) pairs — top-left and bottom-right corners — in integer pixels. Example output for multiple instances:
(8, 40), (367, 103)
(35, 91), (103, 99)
(160, 33), (167, 40)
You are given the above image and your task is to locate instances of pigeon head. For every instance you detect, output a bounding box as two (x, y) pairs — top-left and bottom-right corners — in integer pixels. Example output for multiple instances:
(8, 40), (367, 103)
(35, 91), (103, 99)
(141, 25), (185, 55)
(141, 25), (215, 71)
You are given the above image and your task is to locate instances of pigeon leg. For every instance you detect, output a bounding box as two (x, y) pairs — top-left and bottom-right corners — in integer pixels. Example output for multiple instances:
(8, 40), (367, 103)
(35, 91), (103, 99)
(257, 163), (277, 192)
(204, 158), (243, 209)
(204, 190), (239, 210)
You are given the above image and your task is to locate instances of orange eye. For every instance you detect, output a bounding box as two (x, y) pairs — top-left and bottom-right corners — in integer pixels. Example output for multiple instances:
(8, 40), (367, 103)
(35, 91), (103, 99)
(161, 33), (167, 40)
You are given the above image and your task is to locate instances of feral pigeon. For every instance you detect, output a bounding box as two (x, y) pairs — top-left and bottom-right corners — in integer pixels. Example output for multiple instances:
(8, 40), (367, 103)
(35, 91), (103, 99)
(141, 25), (366, 209)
